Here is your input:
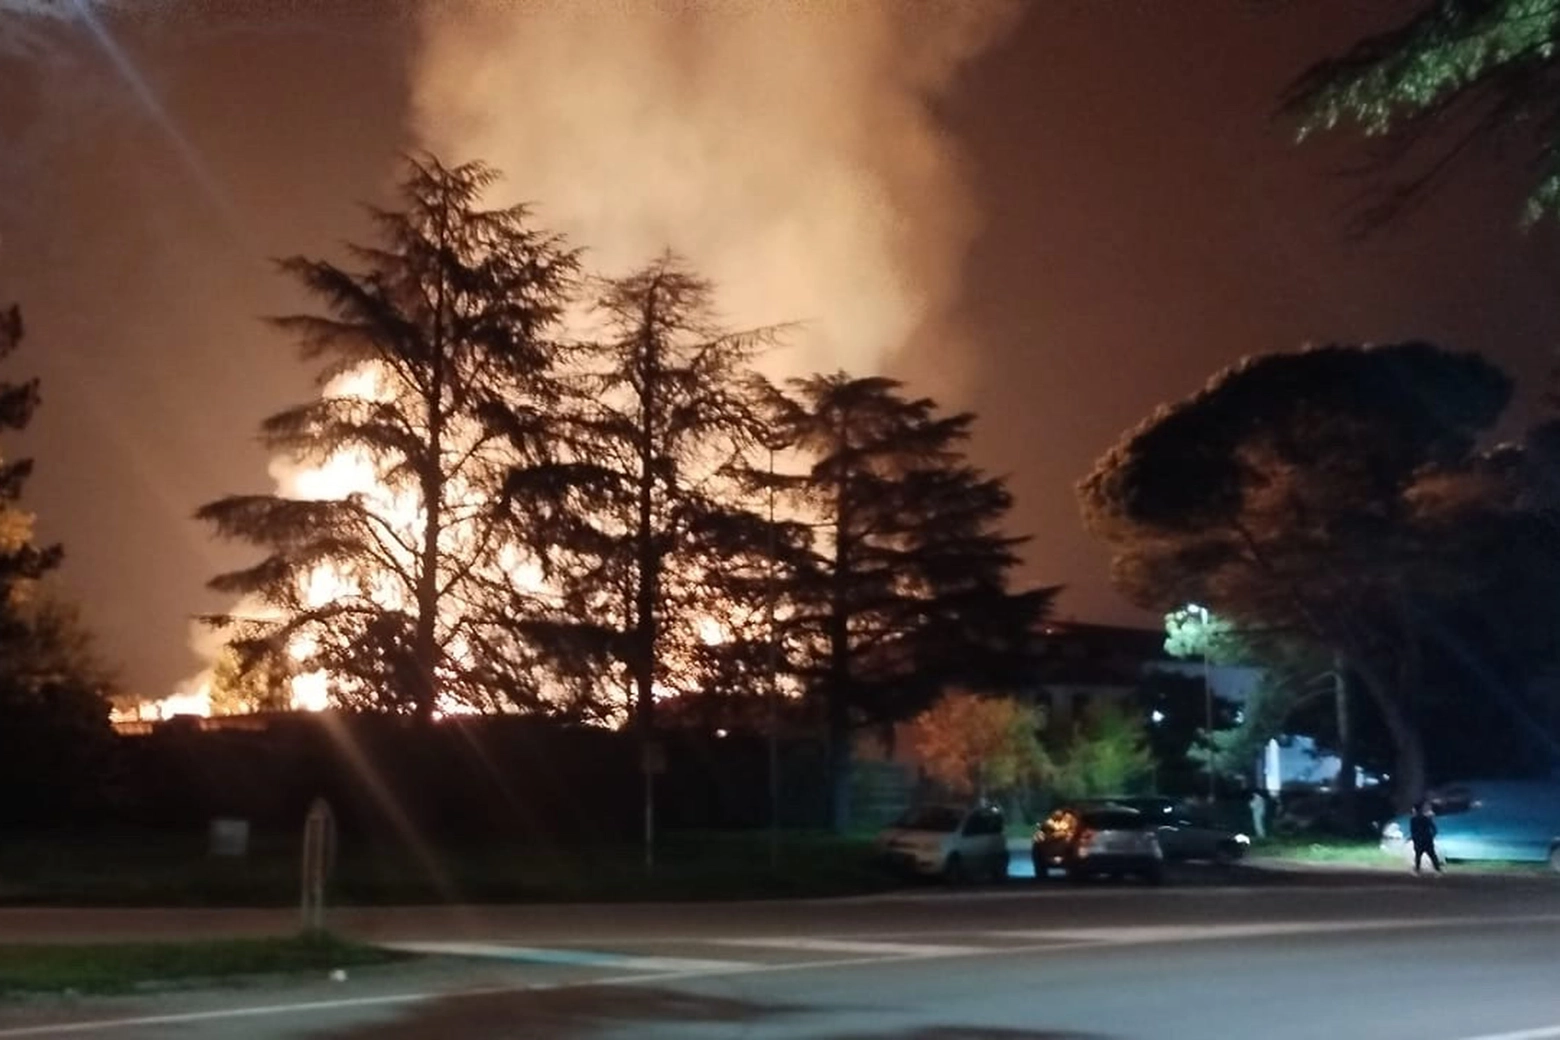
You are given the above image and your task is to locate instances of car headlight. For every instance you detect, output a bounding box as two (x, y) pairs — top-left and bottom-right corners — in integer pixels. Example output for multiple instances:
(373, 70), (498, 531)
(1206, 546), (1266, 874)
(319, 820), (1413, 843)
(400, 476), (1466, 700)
(1233, 833), (1251, 845)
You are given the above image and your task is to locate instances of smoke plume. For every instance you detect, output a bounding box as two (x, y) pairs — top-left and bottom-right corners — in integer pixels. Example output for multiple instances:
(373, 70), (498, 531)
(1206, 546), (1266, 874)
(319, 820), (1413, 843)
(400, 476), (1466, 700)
(412, 0), (1020, 380)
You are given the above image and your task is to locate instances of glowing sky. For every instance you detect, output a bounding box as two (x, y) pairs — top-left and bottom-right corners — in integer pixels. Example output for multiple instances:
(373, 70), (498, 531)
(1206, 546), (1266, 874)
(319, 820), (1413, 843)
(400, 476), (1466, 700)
(2, 1), (1558, 698)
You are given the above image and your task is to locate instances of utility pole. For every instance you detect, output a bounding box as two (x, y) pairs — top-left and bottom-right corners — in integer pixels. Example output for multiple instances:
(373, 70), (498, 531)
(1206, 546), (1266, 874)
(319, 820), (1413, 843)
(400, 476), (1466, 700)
(1334, 650), (1356, 831)
(1204, 648), (1215, 801)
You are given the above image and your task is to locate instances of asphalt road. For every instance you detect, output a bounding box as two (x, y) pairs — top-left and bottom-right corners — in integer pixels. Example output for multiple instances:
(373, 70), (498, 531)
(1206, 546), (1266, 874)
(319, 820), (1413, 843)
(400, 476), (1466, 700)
(2, 868), (1558, 1039)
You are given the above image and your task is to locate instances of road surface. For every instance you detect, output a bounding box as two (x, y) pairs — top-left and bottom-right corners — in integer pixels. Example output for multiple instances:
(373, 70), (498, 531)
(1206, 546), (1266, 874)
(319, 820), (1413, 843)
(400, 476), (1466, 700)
(1, 868), (1557, 1039)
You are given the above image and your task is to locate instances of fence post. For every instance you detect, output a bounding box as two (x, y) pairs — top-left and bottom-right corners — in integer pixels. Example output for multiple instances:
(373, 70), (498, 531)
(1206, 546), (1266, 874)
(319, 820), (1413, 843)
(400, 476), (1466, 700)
(642, 739), (665, 873)
(300, 797), (336, 935)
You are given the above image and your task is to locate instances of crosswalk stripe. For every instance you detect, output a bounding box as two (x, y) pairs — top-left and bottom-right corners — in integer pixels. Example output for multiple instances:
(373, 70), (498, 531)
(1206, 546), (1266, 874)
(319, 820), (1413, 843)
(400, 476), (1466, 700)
(986, 913), (1560, 946)
(1457, 1025), (1560, 1040)
(706, 937), (984, 957)
(382, 941), (754, 973)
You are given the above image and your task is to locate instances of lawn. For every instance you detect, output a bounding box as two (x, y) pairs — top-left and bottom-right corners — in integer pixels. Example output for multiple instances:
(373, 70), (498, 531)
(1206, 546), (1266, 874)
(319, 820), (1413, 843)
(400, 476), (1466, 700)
(1251, 836), (1395, 864)
(1252, 835), (1552, 873)
(0, 933), (404, 995)
(0, 828), (897, 907)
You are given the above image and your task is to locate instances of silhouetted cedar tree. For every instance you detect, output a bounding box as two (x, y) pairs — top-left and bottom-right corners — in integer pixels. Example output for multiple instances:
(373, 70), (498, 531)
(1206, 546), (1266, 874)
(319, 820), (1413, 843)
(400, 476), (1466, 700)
(772, 374), (1054, 830)
(198, 157), (580, 719)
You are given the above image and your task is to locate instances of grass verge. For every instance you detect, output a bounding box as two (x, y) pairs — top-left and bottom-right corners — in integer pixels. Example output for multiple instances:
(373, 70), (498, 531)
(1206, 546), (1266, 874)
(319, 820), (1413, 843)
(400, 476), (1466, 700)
(0, 933), (405, 995)
(1251, 836), (1393, 864)
(1252, 836), (1550, 873)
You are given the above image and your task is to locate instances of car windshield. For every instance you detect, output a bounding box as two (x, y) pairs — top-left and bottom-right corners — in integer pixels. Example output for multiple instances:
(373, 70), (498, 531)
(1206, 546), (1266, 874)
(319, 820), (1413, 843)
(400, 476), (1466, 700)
(893, 806), (964, 832)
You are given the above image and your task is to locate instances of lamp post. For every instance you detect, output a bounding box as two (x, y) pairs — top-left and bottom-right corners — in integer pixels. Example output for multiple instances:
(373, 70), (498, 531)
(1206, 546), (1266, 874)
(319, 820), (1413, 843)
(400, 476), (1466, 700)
(1149, 710), (1165, 793)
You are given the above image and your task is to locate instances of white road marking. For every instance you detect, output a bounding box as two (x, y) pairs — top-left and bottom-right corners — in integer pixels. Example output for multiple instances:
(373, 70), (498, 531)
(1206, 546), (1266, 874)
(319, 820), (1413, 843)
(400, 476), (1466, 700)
(988, 913), (1560, 946)
(0, 990), (450, 1038)
(812, 882), (1422, 904)
(0, 952), (939, 1038)
(5, 912), (1558, 1037)
(706, 937), (982, 957)
(380, 941), (754, 973)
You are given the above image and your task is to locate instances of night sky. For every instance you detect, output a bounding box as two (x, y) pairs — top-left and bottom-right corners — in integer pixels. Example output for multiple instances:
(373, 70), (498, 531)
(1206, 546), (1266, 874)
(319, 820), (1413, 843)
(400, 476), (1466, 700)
(3, 1), (1559, 699)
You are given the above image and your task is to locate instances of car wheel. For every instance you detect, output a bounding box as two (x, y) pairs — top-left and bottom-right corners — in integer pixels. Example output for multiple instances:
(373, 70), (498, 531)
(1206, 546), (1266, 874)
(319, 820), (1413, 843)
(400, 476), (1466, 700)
(944, 853), (967, 885)
(1142, 865), (1165, 886)
(1031, 854), (1048, 881)
(991, 853), (1010, 883)
(1065, 865), (1088, 884)
(1213, 842), (1241, 866)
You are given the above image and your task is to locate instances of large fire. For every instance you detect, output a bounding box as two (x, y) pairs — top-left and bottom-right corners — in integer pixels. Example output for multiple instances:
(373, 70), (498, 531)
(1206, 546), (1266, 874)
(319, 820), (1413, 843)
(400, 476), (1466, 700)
(122, 366), (514, 720)
(122, 363), (741, 724)
(90, 3), (1016, 722)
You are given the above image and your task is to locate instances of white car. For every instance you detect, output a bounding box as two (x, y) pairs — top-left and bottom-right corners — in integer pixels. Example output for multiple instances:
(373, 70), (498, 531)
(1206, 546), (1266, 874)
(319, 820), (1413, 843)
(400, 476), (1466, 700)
(875, 803), (1009, 883)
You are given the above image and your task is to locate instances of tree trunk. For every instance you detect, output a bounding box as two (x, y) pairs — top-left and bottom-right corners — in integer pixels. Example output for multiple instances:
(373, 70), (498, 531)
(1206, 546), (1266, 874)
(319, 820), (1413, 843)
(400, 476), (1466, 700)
(1333, 652), (1357, 832)
(632, 290), (661, 733)
(628, 291), (664, 871)
(413, 461), (442, 721)
(1353, 662), (1425, 813)
(824, 539), (853, 831)
(411, 204), (453, 725)
(826, 708), (852, 832)
(413, 422), (442, 723)
(826, 410), (854, 834)
(1230, 522), (1426, 813)
(632, 527), (658, 729)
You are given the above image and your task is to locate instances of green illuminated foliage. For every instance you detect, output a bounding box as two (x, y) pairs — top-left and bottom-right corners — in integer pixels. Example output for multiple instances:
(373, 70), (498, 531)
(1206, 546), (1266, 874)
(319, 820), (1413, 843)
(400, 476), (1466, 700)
(1288, 0), (1560, 224)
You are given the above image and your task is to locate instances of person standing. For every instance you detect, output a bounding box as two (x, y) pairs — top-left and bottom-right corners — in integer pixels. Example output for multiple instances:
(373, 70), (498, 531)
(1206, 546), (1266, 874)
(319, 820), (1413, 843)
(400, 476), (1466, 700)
(1249, 788), (1268, 840)
(1409, 801), (1443, 875)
